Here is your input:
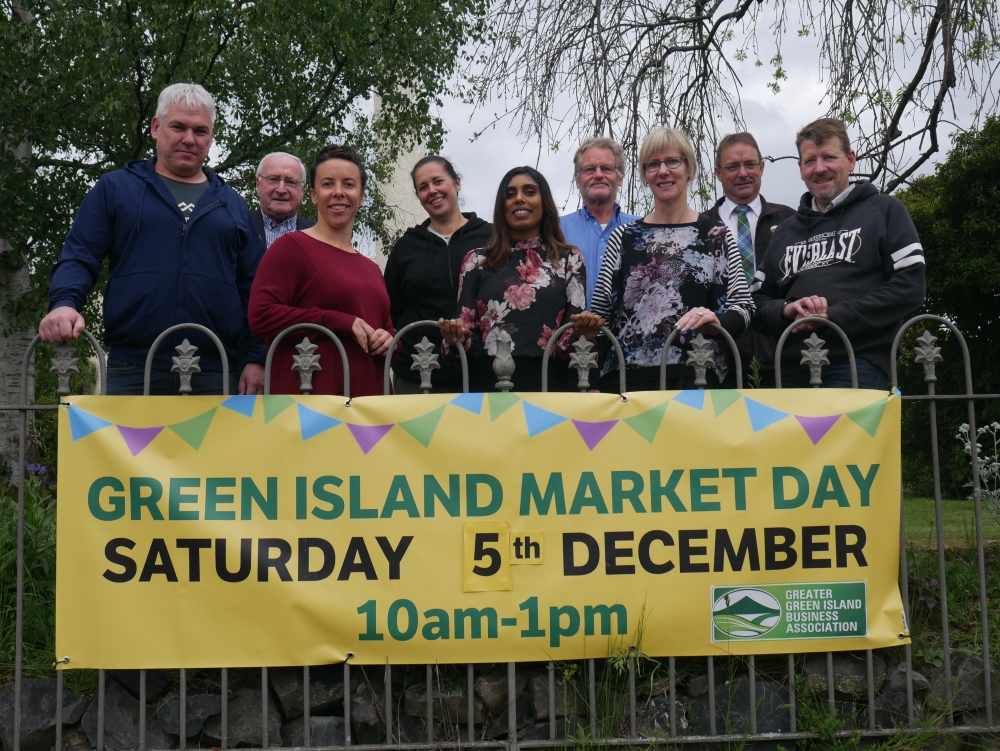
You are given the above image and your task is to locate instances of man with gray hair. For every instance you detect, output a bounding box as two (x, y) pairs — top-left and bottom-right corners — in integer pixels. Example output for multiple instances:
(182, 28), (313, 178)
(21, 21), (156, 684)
(560, 137), (639, 305)
(252, 151), (314, 247)
(39, 82), (267, 395)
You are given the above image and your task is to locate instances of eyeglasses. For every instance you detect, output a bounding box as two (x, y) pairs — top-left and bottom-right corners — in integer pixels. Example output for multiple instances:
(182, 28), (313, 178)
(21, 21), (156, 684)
(721, 160), (761, 173)
(580, 165), (618, 177)
(261, 176), (302, 189)
(644, 157), (686, 173)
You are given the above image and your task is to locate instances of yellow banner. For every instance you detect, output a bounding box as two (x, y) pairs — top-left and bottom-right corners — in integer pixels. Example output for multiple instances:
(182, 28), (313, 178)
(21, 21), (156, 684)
(56, 390), (907, 669)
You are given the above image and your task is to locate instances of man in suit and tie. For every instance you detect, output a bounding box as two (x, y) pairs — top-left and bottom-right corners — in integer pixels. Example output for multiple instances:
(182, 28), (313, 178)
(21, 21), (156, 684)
(252, 151), (315, 247)
(706, 132), (795, 387)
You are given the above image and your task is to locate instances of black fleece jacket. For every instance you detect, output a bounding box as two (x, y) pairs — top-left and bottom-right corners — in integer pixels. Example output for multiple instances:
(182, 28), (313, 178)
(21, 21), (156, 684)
(384, 213), (493, 388)
(752, 181), (926, 377)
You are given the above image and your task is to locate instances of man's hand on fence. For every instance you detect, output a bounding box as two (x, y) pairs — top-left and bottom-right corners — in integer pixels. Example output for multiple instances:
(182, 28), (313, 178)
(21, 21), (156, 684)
(39, 306), (86, 343)
(438, 318), (470, 346)
(782, 296), (829, 333)
(239, 363), (264, 395)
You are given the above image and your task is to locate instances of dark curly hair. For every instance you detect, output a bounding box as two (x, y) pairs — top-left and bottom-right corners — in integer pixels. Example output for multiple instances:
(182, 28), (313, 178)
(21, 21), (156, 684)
(309, 143), (367, 192)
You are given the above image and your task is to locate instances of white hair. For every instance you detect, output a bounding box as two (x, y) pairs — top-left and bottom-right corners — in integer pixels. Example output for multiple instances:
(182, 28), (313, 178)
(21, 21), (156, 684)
(155, 83), (216, 126)
(256, 152), (307, 184)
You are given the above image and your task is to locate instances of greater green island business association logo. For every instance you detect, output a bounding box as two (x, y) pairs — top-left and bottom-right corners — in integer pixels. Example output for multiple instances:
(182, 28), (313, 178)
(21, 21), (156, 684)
(711, 588), (782, 638)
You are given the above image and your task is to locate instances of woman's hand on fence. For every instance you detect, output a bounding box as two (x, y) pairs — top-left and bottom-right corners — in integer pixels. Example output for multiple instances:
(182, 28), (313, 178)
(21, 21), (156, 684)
(571, 311), (605, 341)
(438, 318), (470, 346)
(782, 296), (829, 333)
(369, 328), (393, 357)
(39, 306), (86, 343)
(676, 307), (718, 334)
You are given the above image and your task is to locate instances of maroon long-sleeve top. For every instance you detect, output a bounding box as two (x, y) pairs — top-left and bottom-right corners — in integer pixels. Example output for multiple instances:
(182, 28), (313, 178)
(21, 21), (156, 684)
(249, 232), (394, 397)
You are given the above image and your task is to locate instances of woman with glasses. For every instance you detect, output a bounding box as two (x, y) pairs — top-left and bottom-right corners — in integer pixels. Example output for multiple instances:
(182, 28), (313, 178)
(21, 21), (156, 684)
(438, 166), (604, 392)
(591, 128), (754, 391)
(384, 156), (492, 393)
(249, 144), (394, 396)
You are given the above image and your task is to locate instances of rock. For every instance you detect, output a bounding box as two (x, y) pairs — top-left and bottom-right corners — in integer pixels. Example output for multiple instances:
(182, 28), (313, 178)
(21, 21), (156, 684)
(529, 672), (580, 719)
(281, 715), (345, 746)
(926, 653), (1000, 713)
(269, 665), (353, 720)
(885, 661), (931, 694)
(350, 683), (383, 744)
(474, 670), (528, 714)
(685, 664), (728, 699)
(202, 688), (281, 747)
(60, 726), (91, 751)
(517, 716), (583, 741)
(403, 684), (484, 724)
(81, 679), (176, 750)
(151, 692), (221, 737)
(106, 671), (172, 703)
(393, 712), (426, 743)
(0, 679), (87, 751)
(637, 694), (688, 737)
(802, 652), (886, 698)
(873, 691), (911, 729)
(688, 676), (790, 736)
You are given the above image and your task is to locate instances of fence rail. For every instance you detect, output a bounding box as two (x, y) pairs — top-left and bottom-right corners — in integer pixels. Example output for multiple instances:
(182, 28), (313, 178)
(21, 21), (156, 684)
(2, 315), (996, 750)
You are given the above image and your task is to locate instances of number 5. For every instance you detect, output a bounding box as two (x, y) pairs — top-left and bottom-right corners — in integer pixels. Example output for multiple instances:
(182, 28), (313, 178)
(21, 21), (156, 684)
(472, 533), (501, 576)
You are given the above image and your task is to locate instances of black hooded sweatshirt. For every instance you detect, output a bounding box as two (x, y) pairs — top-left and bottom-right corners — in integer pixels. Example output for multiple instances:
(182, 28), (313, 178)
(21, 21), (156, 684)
(384, 212), (493, 389)
(752, 181), (925, 377)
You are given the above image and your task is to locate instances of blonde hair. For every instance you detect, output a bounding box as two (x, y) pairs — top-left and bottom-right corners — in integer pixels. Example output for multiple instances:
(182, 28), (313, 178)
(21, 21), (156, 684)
(639, 128), (696, 182)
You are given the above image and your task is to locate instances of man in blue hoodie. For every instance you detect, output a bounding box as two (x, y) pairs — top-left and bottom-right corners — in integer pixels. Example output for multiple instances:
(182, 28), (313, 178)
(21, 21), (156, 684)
(39, 83), (266, 395)
(751, 117), (925, 389)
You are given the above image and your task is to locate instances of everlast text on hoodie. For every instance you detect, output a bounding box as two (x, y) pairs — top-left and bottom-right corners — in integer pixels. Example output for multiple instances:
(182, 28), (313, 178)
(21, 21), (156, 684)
(751, 181), (925, 378)
(384, 213), (493, 390)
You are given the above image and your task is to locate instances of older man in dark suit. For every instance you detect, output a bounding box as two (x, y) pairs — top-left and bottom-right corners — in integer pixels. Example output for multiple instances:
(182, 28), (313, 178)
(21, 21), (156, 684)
(707, 132), (795, 387)
(252, 151), (314, 247)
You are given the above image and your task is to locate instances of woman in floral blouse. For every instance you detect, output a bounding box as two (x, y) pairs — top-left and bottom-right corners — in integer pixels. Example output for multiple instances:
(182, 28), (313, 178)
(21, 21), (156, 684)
(439, 166), (604, 392)
(592, 128), (755, 391)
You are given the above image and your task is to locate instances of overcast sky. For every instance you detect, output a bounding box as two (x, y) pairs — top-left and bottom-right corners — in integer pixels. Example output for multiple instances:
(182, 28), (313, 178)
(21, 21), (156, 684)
(427, 18), (969, 221)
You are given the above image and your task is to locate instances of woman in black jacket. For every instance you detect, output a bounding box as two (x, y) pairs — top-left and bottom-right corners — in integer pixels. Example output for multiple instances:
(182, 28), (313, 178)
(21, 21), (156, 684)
(384, 156), (492, 393)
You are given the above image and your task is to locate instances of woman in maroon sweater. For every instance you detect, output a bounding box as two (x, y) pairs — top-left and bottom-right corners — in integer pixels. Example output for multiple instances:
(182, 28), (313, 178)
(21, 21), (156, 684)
(249, 144), (394, 396)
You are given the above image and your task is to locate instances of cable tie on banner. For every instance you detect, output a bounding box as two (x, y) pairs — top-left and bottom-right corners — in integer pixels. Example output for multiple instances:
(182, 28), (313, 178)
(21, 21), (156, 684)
(620, 395), (628, 403)
(52, 656), (70, 668)
(346, 652), (355, 661)
(344, 399), (352, 407)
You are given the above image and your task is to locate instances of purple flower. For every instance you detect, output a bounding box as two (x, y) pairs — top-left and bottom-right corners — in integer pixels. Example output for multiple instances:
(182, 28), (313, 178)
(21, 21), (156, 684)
(24, 463), (47, 475)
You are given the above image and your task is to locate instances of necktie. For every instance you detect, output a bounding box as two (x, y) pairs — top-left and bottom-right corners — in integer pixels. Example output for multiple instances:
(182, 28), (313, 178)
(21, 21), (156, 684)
(735, 205), (754, 284)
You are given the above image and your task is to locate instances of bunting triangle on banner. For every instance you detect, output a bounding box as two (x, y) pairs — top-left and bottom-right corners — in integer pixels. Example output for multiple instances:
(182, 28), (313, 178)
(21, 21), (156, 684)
(263, 395), (296, 424)
(117, 425), (164, 456)
(622, 402), (669, 444)
(795, 414), (840, 445)
(846, 398), (888, 438)
(68, 406), (113, 441)
(572, 420), (617, 450)
(450, 393), (484, 415)
(711, 390), (743, 417)
(672, 390), (705, 411)
(399, 406), (447, 447)
(523, 402), (568, 437)
(168, 408), (218, 450)
(296, 403), (342, 441)
(744, 398), (789, 432)
(488, 393), (521, 421)
(221, 395), (256, 418)
(347, 423), (394, 454)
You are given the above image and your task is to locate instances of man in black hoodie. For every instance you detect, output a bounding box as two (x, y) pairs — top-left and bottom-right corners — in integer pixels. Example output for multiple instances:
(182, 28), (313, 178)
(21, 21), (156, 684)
(751, 118), (925, 389)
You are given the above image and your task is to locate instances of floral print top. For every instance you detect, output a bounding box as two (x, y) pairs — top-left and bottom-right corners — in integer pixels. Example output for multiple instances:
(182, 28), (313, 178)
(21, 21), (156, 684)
(591, 215), (754, 381)
(455, 237), (587, 359)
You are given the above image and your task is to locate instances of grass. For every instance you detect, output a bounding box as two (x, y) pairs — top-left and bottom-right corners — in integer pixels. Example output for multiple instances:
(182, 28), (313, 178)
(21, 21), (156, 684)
(904, 495), (1000, 548)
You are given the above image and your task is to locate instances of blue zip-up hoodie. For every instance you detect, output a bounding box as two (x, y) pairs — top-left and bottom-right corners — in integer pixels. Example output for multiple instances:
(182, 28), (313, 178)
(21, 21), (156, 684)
(48, 157), (266, 372)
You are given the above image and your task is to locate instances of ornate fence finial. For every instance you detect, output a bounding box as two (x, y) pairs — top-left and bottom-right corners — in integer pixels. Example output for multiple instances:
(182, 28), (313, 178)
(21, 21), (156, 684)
(685, 334), (713, 388)
(171, 339), (201, 395)
(49, 343), (80, 397)
(799, 333), (830, 387)
(914, 330), (943, 383)
(410, 337), (441, 393)
(569, 337), (598, 392)
(493, 330), (515, 392)
(292, 336), (322, 394)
